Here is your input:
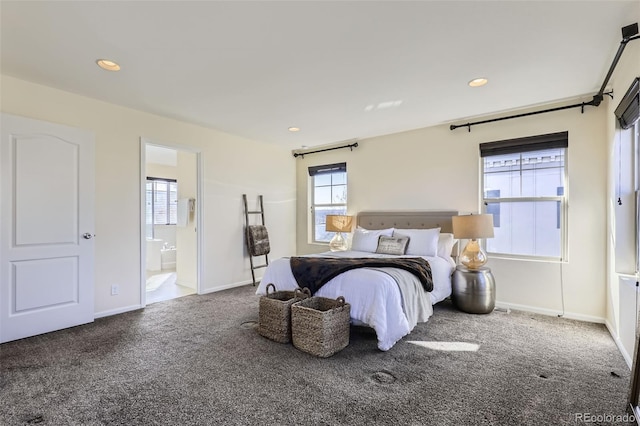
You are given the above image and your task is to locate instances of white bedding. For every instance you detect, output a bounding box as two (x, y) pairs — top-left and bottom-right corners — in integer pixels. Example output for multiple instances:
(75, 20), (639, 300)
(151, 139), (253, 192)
(255, 250), (454, 351)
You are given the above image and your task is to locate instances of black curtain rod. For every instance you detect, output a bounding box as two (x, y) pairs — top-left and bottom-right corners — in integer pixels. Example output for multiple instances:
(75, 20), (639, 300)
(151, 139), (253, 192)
(293, 142), (358, 158)
(449, 96), (611, 132)
(450, 23), (639, 132)
(596, 27), (639, 101)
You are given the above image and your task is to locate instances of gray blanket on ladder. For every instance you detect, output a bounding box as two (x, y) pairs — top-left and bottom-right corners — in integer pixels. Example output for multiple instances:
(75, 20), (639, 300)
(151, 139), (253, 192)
(246, 225), (270, 256)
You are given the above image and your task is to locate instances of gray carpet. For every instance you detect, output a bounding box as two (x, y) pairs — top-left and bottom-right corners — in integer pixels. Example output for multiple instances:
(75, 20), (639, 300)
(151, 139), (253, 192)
(0, 284), (632, 425)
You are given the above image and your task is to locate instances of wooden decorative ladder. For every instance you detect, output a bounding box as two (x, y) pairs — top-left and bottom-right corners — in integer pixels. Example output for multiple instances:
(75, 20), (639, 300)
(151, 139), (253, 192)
(243, 194), (270, 286)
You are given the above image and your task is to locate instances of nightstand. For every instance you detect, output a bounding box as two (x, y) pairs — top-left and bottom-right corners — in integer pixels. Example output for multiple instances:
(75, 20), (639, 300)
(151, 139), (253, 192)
(451, 265), (495, 314)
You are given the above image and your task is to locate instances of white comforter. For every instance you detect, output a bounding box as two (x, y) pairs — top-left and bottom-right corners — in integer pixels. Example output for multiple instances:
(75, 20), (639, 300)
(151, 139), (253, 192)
(255, 250), (454, 351)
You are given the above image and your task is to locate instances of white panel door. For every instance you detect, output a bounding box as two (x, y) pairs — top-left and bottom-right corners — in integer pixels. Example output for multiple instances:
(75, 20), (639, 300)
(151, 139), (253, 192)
(0, 113), (95, 343)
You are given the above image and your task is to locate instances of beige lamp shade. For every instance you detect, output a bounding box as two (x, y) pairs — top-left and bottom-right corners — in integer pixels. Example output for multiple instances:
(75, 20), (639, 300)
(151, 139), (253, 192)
(325, 215), (354, 232)
(326, 215), (353, 252)
(452, 214), (494, 270)
(452, 214), (494, 239)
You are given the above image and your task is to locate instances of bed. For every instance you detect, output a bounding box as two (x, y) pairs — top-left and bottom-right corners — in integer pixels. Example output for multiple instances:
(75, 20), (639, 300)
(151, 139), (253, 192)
(255, 211), (459, 351)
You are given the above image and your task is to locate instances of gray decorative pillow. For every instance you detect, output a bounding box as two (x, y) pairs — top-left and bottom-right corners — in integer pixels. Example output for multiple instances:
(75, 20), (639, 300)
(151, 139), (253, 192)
(375, 236), (410, 256)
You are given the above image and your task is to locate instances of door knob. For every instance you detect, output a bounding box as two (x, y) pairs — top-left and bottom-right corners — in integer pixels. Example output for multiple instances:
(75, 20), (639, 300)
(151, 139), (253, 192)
(82, 233), (95, 239)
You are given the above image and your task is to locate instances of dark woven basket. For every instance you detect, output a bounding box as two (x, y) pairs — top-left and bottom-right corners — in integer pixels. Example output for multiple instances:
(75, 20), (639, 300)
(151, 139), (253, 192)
(258, 284), (310, 343)
(291, 296), (351, 357)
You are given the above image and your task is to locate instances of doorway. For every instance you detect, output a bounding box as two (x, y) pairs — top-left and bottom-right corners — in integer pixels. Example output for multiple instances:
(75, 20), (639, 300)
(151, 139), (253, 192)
(140, 139), (201, 305)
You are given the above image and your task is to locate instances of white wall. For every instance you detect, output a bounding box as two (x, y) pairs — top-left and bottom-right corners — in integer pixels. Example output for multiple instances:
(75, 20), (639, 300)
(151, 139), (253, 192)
(0, 75), (296, 317)
(152, 226), (176, 248)
(296, 98), (608, 321)
(175, 150), (197, 290)
(146, 163), (177, 180)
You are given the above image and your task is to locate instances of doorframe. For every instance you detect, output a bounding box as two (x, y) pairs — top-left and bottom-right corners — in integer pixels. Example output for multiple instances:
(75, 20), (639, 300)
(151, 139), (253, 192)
(139, 137), (203, 306)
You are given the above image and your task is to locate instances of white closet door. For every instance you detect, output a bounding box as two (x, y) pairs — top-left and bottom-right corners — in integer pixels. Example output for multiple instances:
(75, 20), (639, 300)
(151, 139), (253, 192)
(0, 113), (95, 343)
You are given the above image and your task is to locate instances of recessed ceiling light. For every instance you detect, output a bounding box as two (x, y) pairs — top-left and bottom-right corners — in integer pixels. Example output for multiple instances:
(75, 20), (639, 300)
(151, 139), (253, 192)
(96, 59), (121, 72)
(288, 127), (300, 132)
(468, 78), (488, 87)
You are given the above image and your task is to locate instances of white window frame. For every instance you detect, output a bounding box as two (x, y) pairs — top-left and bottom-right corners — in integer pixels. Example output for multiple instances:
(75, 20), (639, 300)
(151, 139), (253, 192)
(634, 121), (640, 273)
(480, 133), (568, 262)
(309, 163), (347, 244)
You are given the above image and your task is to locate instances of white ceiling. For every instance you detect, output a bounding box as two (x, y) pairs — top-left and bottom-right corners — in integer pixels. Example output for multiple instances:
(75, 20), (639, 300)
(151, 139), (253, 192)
(1, 1), (637, 150)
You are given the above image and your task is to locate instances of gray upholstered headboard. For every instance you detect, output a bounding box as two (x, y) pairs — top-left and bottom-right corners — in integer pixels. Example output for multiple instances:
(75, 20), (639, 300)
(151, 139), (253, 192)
(357, 210), (459, 233)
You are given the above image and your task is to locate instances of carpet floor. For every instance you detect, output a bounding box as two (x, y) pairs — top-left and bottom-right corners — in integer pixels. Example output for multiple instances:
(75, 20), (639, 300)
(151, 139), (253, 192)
(0, 284), (632, 425)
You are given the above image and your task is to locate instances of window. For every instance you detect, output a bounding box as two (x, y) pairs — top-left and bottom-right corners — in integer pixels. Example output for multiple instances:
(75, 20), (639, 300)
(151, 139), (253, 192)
(481, 132), (568, 260)
(309, 163), (347, 243)
(622, 88), (640, 272)
(146, 177), (178, 238)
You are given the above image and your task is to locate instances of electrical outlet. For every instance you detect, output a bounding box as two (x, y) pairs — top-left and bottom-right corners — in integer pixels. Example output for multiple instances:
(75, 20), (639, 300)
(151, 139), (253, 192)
(111, 285), (119, 296)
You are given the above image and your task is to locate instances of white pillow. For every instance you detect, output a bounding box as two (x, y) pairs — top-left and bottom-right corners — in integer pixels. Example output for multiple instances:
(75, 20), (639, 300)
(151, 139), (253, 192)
(437, 233), (456, 259)
(351, 227), (394, 252)
(393, 228), (441, 257)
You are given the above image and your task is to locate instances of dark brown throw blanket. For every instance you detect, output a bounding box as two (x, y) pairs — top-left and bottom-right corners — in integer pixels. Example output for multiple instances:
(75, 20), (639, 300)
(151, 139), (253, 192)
(289, 256), (433, 295)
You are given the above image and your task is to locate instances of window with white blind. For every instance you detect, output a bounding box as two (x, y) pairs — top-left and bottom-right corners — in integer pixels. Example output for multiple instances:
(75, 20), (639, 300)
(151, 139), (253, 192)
(309, 163), (347, 243)
(481, 132), (568, 260)
(145, 178), (178, 237)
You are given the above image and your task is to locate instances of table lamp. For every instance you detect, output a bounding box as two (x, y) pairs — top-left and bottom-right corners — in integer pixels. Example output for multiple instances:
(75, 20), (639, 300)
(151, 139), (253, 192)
(325, 215), (353, 252)
(452, 214), (494, 270)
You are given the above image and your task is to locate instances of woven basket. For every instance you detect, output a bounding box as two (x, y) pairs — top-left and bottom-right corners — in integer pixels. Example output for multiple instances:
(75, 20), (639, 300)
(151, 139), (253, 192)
(258, 284), (310, 343)
(291, 296), (351, 357)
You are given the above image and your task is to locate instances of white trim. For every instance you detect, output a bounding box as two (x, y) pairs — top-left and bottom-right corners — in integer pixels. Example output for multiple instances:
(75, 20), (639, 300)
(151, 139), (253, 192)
(196, 152), (204, 295)
(619, 273), (640, 279)
(140, 141), (147, 307)
(494, 301), (604, 324)
(634, 120), (639, 275)
(606, 319), (633, 369)
(94, 304), (142, 319)
(200, 280), (255, 294)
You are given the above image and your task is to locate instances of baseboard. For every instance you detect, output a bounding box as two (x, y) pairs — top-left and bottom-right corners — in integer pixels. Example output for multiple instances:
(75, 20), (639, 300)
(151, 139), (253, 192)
(494, 301), (605, 324)
(94, 304), (143, 319)
(200, 280), (255, 295)
(606, 319), (633, 369)
(94, 281), (254, 317)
